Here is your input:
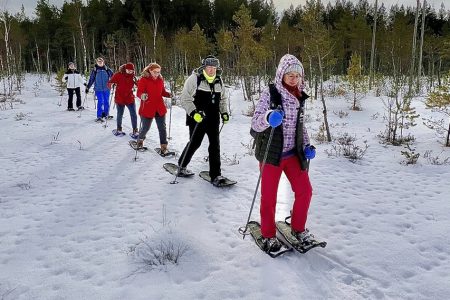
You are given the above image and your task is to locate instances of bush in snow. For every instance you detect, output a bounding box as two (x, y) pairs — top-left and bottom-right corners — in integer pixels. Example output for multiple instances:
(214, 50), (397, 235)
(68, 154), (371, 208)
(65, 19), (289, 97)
(333, 110), (349, 119)
(379, 76), (419, 146)
(400, 143), (420, 165)
(423, 76), (450, 147)
(15, 112), (28, 121)
(241, 139), (255, 156)
(126, 207), (189, 273)
(423, 150), (450, 165)
(127, 237), (188, 273)
(325, 133), (368, 162)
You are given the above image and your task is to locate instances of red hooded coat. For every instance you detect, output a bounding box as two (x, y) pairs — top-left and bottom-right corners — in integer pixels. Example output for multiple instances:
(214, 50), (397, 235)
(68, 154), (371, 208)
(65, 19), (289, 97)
(108, 63), (136, 105)
(136, 66), (171, 118)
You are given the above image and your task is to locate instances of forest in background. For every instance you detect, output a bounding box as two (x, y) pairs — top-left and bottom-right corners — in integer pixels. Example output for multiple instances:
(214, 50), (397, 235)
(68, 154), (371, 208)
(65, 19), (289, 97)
(1, 0), (450, 146)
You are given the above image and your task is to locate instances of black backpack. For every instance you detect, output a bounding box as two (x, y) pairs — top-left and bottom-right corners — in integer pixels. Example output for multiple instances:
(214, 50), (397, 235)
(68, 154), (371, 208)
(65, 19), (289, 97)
(250, 83), (282, 138)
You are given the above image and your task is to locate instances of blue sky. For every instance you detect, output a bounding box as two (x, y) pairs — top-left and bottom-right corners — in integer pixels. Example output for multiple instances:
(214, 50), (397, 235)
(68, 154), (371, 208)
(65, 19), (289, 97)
(1, 0), (446, 17)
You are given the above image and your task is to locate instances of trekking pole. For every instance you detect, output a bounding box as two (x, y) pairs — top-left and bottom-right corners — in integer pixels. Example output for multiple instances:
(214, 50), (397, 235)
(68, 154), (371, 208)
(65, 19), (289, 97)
(167, 97), (173, 140)
(109, 85), (115, 107)
(133, 118), (143, 161)
(82, 93), (87, 108)
(93, 93), (97, 109)
(238, 126), (276, 239)
(170, 121), (201, 184)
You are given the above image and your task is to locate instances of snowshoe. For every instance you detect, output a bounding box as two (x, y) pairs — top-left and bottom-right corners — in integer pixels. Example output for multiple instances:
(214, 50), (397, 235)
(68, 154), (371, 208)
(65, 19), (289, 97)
(129, 140), (147, 151)
(106, 115), (114, 120)
(276, 221), (327, 254)
(163, 162), (194, 177)
(68, 108), (75, 111)
(155, 148), (176, 157)
(77, 106), (85, 111)
(247, 221), (292, 258)
(112, 129), (126, 137)
(95, 118), (104, 123)
(129, 132), (139, 139)
(199, 171), (236, 187)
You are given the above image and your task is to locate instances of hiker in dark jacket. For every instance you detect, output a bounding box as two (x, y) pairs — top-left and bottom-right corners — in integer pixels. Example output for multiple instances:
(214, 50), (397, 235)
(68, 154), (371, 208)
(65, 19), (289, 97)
(177, 55), (229, 187)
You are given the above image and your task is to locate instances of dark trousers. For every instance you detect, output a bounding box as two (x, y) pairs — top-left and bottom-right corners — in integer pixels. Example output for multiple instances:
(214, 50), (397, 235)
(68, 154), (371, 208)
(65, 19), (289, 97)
(138, 114), (167, 144)
(67, 87), (81, 109)
(116, 103), (138, 131)
(178, 121), (221, 180)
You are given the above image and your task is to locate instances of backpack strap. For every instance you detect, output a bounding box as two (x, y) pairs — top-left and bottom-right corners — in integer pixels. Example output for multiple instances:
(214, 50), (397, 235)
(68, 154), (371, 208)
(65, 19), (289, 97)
(268, 83), (282, 110)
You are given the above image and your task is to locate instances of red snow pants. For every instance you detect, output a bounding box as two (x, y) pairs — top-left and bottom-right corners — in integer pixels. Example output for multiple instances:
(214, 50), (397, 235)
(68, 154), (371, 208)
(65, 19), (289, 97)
(260, 155), (313, 238)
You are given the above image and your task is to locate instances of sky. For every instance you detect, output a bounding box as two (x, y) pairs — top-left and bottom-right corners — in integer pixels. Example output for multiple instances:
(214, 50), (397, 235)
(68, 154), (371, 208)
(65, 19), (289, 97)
(1, 0), (447, 17)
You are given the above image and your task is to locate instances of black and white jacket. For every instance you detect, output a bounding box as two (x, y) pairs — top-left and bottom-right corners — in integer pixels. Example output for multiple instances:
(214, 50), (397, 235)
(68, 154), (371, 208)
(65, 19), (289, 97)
(62, 69), (85, 89)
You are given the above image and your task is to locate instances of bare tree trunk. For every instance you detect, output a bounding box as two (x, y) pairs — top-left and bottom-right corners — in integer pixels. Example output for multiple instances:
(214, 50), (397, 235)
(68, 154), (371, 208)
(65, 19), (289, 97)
(446, 122), (450, 147)
(46, 41), (51, 81)
(437, 57), (442, 86)
(409, 0), (420, 94)
(92, 34), (95, 62)
(73, 33), (77, 64)
(317, 48), (331, 142)
(78, 10), (88, 73)
(1, 13), (13, 95)
(31, 50), (38, 73)
(151, 9), (160, 59)
(417, 0), (426, 92)
(369, 0), (378, 90)
(36, 41), (41, 73)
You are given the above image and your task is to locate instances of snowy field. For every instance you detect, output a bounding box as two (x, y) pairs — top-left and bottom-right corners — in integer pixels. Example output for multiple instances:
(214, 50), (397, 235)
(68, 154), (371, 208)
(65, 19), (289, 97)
(1, 74), (449, 299)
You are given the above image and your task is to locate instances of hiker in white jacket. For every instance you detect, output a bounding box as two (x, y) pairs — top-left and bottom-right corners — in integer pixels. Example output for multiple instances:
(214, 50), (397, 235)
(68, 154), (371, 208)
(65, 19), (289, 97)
(62, 62), (85, 111)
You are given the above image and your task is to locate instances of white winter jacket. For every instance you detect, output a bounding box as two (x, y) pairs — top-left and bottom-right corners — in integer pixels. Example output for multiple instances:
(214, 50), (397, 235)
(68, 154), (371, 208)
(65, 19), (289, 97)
(62, 70), (85, 89)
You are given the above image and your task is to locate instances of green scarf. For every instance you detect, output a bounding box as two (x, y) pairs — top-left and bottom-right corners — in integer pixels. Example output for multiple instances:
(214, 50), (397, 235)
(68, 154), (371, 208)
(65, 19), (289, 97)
(202, 70), (216, 84)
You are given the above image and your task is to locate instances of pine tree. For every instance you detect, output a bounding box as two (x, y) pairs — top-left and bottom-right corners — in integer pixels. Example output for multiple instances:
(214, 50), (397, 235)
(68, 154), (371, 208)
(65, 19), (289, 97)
(346, 53), (367, 110)
(425, 74), (450, 146)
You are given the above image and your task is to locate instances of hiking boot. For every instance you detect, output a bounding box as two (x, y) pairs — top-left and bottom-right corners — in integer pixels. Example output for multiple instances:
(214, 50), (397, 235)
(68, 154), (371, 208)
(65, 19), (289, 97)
(130, 128), (139, 139)
(77, 106), (84, 111)
(262, 237), (282, 252)
(292, 228), (315, 246)
(113, 129), (124, 136)
(177, 166), (190, 177)
(212, 175), (227, 187)
(136, 139), (144, 149)
(160, 144), (169, 155)
(68, 108), (75, 111)
(95, 117), (104, 123)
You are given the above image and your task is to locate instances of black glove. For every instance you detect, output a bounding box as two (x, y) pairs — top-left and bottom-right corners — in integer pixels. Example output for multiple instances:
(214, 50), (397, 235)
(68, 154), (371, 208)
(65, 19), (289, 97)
(64, 76), (68, 81)
(85, 88), (89, 94)
(221, 112), (229, 124)
(83, 83), (87, 86)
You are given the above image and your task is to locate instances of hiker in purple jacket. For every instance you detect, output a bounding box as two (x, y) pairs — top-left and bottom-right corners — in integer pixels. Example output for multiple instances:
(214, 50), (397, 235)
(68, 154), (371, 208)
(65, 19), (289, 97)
(251, 54), (317, 252)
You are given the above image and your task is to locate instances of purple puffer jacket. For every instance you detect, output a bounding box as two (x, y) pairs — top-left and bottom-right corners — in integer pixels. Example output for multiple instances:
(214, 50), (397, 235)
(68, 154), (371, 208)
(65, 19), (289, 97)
(251, 54), (310, 153)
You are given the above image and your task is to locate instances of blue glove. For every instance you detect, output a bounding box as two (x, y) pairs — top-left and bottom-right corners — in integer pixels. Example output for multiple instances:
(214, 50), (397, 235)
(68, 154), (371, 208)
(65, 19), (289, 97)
(304, 144), (316, 159)
(267, 110), (283, 127)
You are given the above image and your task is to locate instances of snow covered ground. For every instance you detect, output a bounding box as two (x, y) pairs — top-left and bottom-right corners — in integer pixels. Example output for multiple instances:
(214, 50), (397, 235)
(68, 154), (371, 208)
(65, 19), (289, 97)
(1, 74), (449, 299)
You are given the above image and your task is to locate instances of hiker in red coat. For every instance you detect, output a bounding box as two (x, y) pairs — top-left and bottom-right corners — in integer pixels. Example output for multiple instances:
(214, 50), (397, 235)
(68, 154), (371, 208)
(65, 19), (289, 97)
(108, 63), (138, 137)
(135, 63), (172, 154)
